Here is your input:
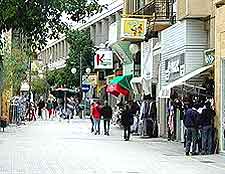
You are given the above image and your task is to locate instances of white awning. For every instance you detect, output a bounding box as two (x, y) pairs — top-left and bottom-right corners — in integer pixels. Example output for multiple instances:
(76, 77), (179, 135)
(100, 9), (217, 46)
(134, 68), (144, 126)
(130, 77), (143, 84)
(130, 77), (143, 94)
(159, 65), (213, 98)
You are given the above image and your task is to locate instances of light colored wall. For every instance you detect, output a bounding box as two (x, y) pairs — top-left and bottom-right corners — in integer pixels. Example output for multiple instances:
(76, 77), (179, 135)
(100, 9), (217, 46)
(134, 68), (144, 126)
(177, 0), (210, 20)
(215, 3), (225, 151)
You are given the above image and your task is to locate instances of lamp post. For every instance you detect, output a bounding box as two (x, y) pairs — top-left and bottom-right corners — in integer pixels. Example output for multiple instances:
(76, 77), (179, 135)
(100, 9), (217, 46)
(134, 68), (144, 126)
(71, 67), (91, 119)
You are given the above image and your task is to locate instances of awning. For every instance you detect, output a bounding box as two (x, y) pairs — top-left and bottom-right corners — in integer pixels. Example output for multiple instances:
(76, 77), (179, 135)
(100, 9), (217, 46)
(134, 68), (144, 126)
(130, 77), (143, 94)
(106, 84), (129, 97)
(159, 65), (213, 98)
(111, 41), (133, 64)
(110, 74), (133, 91)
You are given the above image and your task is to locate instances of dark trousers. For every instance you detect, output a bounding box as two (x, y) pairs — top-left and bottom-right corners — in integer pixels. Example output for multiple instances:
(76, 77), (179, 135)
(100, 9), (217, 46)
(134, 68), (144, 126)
(124, 126), (131, 140)
(104, 119), (110, 133)
(90, 117), (94, 132)
(186, 128), (198, 153)
(202, 126), (213, 154)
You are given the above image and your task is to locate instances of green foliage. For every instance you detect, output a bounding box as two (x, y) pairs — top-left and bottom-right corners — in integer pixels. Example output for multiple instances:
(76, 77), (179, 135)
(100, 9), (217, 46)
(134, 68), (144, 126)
(65, 29), (95, 88)
(31, 77), (46, 95)
(46, 29), (95, 88)
(0, 0), (105, 49)
(3, 48), (29, 94)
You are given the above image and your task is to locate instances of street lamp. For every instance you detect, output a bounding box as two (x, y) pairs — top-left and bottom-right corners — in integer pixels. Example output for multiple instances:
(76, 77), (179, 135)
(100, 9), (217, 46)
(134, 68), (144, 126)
(71, 67), (91, 119)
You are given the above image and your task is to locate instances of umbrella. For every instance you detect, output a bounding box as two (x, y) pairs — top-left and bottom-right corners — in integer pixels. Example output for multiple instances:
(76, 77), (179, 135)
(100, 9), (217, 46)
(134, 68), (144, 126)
(106, 84), (129, 97)
(51, 88), (77, 98)
(110, 74), (133, 91)
(51, 88), (78, 114)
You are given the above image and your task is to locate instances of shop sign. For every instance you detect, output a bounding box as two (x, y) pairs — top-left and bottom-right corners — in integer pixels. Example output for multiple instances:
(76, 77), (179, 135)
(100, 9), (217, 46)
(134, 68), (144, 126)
(94, 50), (113, 69)
(121, 18), (147, 40)
(165, 53), (185, 82)
(204, 49), (215, 65)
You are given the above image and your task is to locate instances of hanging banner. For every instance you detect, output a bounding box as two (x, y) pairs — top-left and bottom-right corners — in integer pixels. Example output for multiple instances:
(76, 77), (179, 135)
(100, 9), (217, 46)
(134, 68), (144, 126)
(94, 50), (113, 69)
(121, 18), (147, 40)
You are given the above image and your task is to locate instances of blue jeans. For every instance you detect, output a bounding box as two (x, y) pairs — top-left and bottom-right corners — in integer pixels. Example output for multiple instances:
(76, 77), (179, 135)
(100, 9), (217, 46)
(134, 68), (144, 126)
(186, 128), (198, 153)
(93, 119), (100, 133)
(202, 126), (213, 154)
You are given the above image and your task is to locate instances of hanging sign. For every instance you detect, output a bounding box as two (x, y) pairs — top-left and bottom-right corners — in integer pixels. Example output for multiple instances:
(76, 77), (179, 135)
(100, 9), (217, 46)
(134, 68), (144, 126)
(94, 50), (113, 69)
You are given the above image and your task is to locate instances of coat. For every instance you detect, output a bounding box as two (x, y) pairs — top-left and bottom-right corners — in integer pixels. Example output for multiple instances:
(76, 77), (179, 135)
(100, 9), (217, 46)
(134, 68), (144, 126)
(183, 108), (198, 128)
(91, 103), (101, 120)
(101, 105), (112, 120)
(121, 110), (134, 127)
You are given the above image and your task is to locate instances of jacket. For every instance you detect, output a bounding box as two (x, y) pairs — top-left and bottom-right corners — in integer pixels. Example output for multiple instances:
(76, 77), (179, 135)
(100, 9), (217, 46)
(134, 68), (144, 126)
(200, 108), (215, 127)
(101, 105), (112, 119)
(183, 108), (198, 128)
(121, 110), (134, 127)
(91, 104), (101, 120)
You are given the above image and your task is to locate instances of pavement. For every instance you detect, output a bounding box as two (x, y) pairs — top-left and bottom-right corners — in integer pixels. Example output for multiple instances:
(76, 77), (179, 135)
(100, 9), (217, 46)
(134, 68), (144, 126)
(0, 118), (224, 174)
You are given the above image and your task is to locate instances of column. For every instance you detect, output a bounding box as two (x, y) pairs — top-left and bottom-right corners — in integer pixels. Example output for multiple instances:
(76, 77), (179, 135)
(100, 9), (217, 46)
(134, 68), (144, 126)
(116, 12), (121, 40)
(101, 19), (109, 43)
(90, 25), (96, 44)
(96, 22), (101, 46)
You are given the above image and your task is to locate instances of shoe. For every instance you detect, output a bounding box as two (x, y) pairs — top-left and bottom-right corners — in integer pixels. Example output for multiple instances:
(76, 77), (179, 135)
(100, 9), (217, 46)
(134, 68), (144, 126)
(185, 152), (189, 156)
(124, 139), (128, 141)
(104, 132), (107, 135)
(94, 132), (98, 135)
(107, 132), (110, 136)
(191, 152), (199, 156)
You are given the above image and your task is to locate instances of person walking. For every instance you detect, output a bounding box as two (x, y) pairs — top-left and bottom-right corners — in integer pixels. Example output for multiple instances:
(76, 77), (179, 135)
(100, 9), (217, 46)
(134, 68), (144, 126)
(101, 101), (112, 136)
(121, 104), (134, 141)
(90, 102), (95, 133)
(47, 100), (53, 119)
(38, 98), (45, 120)
(92, 101), (102, 135)
(184, 103), (199, 156)
(200, 101), (216, 155)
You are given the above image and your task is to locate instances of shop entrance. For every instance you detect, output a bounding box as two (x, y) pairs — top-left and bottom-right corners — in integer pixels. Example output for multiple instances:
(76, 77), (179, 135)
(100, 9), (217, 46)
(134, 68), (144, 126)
(221, 59), (225, 151)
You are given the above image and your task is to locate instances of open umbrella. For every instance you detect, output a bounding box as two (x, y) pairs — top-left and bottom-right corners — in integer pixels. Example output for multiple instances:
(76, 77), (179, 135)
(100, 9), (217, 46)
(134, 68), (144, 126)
(51, 88), (77, 98)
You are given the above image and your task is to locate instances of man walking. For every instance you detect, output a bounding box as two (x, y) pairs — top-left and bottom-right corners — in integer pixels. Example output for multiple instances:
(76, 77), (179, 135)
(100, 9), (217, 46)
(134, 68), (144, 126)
(184, 104), (199, 156)
(101, 101), (112, 136)
(201, 102), (216, 155)
(92, 101), (102, 135)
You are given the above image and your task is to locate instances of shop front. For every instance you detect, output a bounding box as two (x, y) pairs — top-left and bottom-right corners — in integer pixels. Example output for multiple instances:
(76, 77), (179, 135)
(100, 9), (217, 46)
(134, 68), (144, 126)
(159, 18), (210, 140)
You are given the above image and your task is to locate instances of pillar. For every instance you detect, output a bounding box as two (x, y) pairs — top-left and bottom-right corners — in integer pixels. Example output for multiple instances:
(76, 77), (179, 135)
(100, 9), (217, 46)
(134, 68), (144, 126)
(101, 19), (109, 43)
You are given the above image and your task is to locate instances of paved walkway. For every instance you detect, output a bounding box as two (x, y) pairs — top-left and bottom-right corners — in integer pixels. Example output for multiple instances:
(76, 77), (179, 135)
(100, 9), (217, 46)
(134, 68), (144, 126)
(0, 119), (224, 174)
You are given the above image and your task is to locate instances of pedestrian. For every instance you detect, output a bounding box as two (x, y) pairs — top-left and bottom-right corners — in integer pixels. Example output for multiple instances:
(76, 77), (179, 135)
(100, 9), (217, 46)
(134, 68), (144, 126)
(92, 101), (102, 135)
(90, 102), (95, 133)
(121, 104), (134, 141)
(38, 98), (45, 120)
(47, 100), (53, 119)
(101, 101), (112, 136)
(52, 99), (58, 118)
(200, 101), (216, 155)
(183, 103), (199, 156)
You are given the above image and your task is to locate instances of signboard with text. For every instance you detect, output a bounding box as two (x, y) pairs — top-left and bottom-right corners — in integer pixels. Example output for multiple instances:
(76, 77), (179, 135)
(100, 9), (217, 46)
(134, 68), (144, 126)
(94, 50), (113, 69)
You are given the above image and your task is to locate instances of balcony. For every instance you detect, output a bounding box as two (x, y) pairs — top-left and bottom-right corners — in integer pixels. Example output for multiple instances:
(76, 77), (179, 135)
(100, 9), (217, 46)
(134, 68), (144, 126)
(132, 0), (174, 32)
(177, 0), (210, 20)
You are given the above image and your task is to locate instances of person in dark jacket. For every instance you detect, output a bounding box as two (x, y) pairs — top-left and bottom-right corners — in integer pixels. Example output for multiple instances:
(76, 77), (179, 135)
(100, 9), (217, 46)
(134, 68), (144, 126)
(184, 104), (199, 156)
(121, 104), (134, 141)
(200, 102), (216, 155)
(101, 101), (113, 135)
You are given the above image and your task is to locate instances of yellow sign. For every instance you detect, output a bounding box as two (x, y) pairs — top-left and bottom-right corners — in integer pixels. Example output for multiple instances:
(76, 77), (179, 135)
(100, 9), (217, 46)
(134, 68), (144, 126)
(121, 18), (147, 40)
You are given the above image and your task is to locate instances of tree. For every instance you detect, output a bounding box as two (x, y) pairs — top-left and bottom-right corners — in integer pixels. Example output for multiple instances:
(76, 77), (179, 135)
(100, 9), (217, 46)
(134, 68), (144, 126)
(65, 29), (95, 88)
(3, 47), (29, 95)
(0, 0), (105, 49)
(31, 77), (46, 96)
(46, 29), (95, 89)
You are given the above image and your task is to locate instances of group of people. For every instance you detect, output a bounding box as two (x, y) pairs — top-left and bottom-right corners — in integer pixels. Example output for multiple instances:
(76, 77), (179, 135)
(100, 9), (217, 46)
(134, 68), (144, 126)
(90, 101), (113, 136)
(183, 101), (216, 156)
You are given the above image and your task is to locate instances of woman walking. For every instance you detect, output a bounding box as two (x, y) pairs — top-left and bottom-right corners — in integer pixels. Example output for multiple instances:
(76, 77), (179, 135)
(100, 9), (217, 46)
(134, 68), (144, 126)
(92, 101), (102, 135)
